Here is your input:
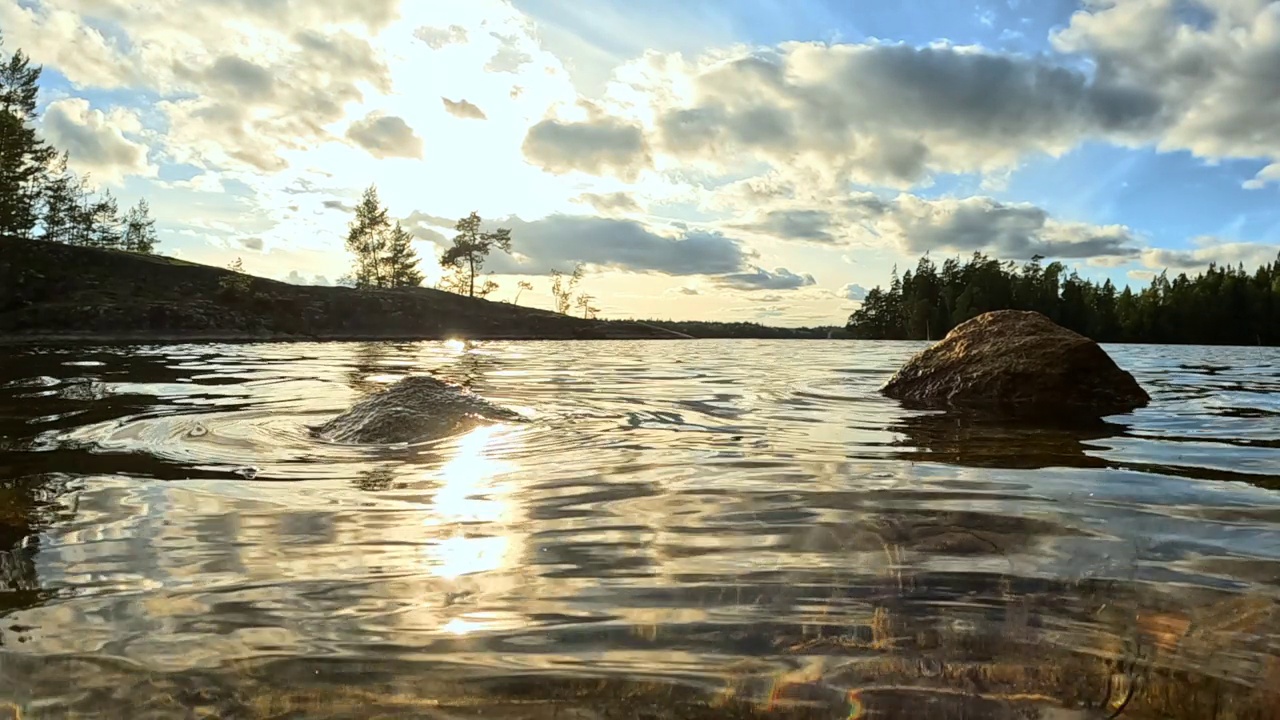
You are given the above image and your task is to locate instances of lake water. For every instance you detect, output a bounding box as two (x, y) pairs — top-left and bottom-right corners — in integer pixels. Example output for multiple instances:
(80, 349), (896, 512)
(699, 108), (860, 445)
(1, 340), (1278, 719)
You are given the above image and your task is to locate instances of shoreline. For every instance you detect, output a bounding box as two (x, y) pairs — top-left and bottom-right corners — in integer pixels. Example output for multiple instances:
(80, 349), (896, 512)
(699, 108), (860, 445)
(0, 332), (863, 347)
(0, 329), (706, 347)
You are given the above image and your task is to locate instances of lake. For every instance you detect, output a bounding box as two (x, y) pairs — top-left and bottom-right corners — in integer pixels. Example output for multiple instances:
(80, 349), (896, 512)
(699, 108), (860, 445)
(1, 340), (1278, 719)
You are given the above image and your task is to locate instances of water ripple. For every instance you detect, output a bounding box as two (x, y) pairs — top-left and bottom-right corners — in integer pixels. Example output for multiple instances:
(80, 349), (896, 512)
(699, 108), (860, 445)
(0, 340), (1278, 718)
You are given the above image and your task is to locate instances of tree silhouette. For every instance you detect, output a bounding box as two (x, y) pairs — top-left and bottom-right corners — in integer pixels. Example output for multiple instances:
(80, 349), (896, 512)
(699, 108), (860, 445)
(344, 184), (422, 289)
(0, 34), (55, 241)
(440, 211), (512, 298)
(513, 280), (533, 305)
(122, 198), (158, 253)
(550, 263), (584, 315)
(847, 250), (1280, 346)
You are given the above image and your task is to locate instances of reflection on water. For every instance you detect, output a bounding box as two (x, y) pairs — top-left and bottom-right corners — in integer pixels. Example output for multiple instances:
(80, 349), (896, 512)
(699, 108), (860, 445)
(1, 340), (1279, 718)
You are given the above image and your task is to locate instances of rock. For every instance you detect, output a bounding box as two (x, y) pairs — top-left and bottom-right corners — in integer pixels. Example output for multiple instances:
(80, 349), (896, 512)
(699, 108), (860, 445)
(316, 375), (524, 444)
(881, 310), (1149, 416)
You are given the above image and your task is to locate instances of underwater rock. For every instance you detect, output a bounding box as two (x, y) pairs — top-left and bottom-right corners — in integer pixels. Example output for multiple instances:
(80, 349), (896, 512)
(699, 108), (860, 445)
(316, 375), (522, 444)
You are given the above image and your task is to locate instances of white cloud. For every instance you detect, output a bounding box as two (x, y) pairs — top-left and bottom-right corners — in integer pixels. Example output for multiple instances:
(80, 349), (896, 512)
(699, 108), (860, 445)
(1052, 0), (1280, 186)
(428, 213), (757, 276)
(41, 98), (153, 184)
(1141, 238), (1280, 273)
(346, 113), (424, 159)
(523, 115), (652, 182)
(839, 283), (869, 301)
(714, 266), (817, 291)
(415, 24), (468, 49)
(442, 97), (487, 120)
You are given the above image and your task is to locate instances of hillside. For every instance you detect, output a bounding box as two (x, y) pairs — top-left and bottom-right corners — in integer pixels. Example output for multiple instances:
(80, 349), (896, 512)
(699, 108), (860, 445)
(0, 238), (685, 344)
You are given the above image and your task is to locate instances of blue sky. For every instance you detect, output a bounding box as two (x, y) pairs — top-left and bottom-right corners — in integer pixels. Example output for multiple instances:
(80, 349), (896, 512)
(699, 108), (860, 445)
(6, 0), (1280, 324)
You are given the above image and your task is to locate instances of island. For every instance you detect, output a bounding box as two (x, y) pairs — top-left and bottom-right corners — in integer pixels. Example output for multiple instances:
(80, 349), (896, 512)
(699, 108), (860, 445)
(0, 237), (848, 344)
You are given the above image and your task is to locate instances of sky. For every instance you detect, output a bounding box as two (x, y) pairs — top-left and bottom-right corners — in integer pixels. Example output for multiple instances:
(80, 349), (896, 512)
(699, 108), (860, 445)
(7, 0), (1280, 326)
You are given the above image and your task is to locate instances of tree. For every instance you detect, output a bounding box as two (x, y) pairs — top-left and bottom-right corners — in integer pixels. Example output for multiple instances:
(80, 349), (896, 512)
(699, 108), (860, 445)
(122, 198), (158, 253)
(550, 263), (584, 315)
(67, 173), (97, 246)
(87, 189), (122, 249)
(439, 211), (512, 298)
(39, 151), (77, 245)
(345, 184), (391, 289)
(342, 185), (424, 289)
(513, 280), (533, 305)
(575, 292), (599, 319)
(385, 221), (423, 288)
(0, 35), (55, 241)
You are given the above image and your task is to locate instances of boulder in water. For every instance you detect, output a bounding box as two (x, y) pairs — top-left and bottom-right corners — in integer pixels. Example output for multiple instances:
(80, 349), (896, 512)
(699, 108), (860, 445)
(880, 310), (1149, 416)
(317, 375), (523, 444)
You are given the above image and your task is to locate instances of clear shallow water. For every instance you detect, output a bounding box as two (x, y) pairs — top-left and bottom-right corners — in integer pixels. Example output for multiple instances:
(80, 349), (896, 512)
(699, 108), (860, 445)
(1, 339), (1278, 719)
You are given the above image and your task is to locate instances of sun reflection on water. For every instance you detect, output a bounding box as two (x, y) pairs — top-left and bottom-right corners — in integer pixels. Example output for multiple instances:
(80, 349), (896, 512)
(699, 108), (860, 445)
(422, 424), (522, 581)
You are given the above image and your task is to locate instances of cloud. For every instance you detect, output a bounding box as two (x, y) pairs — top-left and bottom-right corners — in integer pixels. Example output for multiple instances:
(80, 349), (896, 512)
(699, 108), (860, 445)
(522, 117), (652, 181)
(41, 98), (152, 183)
(602, 40), (1162, 189)
(485, 32), (533, 73)
(839, 193), (1141, 260)
(201, 55), (276, 102)
(345, 113), (424, 159)
(667, 286), (700, 296)
(730, 209), (840, 244)
(415, 24), (468, 49)
(5, 2), (395, 173)
(574, 191), (642, 215)
(238, 237), (264, 251)
(712, 184), (1142, 261)
(714, 266), (817, 291)
(1052, 0), (1280, 186)
(457, 214), (754, 276)
(442, 97), (487, 120)
(285, 270), (332, 285)
(1140, 239), (1280, 273)
(839, 283), (869, 301)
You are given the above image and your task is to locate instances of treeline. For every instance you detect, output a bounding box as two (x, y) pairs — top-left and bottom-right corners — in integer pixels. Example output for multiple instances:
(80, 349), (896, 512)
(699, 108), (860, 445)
(635, 320), (850, 339)
(846, 252), (1280, 345)
(0, 35), (158, 252)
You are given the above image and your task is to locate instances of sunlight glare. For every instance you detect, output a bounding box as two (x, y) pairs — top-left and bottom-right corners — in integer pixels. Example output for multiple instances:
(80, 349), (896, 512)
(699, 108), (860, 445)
(421, 424), (522, 579)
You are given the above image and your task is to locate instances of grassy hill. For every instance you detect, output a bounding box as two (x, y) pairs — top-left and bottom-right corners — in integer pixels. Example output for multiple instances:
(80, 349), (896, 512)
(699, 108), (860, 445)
(0, 238), (685, 344)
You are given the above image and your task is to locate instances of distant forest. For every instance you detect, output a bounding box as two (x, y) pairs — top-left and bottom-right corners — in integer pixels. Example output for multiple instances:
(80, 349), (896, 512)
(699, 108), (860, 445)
(846, 252), (1280, 346)
(632, 320), (849, 339)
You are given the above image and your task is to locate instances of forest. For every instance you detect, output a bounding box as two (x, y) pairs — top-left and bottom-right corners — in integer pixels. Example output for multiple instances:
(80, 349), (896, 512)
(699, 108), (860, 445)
(0, 36), (158, 252)
(846, 252), (1280, 345)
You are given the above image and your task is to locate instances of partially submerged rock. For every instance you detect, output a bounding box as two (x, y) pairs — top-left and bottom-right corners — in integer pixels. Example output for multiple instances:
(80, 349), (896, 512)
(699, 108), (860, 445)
(316, 375), (523, 444)
(881, 310), (1149, 416)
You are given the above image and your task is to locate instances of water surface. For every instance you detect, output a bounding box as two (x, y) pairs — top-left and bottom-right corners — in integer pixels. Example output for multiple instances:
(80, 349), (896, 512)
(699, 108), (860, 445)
(1, 340), (1278, 718)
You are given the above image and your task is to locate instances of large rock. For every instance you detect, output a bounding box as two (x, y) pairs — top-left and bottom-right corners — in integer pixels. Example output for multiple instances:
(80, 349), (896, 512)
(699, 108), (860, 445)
(317, 375), (523, 444)
(881, 310), (1149, 416)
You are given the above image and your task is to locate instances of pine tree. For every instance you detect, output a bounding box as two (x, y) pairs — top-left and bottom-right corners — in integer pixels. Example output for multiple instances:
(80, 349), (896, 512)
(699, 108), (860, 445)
(67, 173), (97, 246)
(87, 189), (122, 249)
(122, 197), (158, 253)
(0, 34), (55, 241)
(39, 151), (77, 244)
(440, 211), (512, 298)
(345, 184), (391, 289)
(385, 221), (423, 288)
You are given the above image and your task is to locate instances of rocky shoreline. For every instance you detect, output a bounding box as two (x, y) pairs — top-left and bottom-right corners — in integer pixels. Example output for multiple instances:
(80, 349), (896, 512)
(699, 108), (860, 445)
(0, 237), (688, 344)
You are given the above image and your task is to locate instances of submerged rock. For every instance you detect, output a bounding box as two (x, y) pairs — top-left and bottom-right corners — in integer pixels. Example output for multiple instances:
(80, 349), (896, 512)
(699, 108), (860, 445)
(316, 375), (523, 444)
(881, 310), (1149, 416)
